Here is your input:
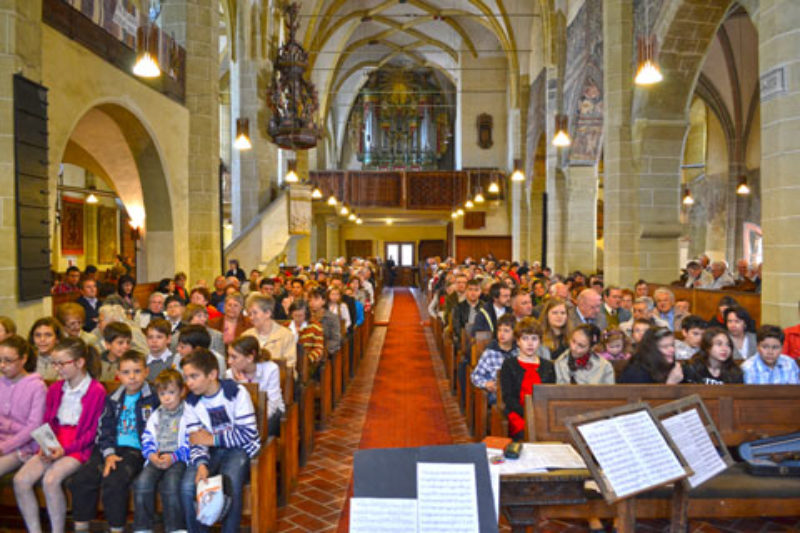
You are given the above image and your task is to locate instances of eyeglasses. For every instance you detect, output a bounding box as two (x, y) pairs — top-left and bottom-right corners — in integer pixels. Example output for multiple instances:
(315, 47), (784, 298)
(51, 359), (76, 368)
(0, 357), (20, 365)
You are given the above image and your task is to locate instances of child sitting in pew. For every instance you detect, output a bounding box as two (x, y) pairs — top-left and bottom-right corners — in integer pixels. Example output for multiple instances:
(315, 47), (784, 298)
(742, 325), (799, 384)
(133, 368), (190, 533)
(144, 318), (175, 382)
(553, 325), (614, 385)
(593, 327), (631, 361)
(29, 317), (63, 381)
(470, 314), (518, 406)
(179, 348), (261, 533)
(14, 338), (105, 533)
(500, 318), (555, 442)
(69, 350), (158, 533)
(619, 327), (684, 384)
(674, 314), (707, 360)
(682, 327), (744, 384)
(0, 335), (46, 477)
(226, 335), (285, 436)
(100, 322), (134, 381)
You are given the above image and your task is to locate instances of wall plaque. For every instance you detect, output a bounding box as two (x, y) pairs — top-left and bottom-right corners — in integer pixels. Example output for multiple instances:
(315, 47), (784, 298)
(477, 113), (493, 149)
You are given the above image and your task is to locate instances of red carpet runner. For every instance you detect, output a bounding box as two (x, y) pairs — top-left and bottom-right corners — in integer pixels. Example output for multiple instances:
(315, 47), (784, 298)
(338, 288), (452, 531)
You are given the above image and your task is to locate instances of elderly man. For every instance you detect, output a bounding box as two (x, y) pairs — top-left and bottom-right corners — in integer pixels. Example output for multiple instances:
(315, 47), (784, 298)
(684, 259), (713, 288)
(619, 297), (669, 337)
(510, 289), (533, 321)
(568, 289), (607, 330)
(653, 287), (688, 331)
(708, 261), (735, 290)
(735, 259), (752, 282)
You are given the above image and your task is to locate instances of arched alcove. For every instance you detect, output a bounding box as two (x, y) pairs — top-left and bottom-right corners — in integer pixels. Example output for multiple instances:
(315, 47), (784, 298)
(58, 103), (174, 281)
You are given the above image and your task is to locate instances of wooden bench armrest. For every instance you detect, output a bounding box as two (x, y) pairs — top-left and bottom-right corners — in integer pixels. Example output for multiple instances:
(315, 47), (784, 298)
(249, 436), (278, 533)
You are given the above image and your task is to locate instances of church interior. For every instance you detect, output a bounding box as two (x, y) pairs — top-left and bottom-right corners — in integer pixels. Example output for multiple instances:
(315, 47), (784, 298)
(0, 0), (799, 532)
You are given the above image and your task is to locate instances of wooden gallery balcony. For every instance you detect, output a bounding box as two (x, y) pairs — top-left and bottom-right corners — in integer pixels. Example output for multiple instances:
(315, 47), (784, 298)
(309, 170), (506, 211)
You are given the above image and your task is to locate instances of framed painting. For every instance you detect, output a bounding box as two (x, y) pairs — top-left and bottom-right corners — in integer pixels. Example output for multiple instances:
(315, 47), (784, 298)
(97, 205), (118, 264)
(61, 196), (84, 255)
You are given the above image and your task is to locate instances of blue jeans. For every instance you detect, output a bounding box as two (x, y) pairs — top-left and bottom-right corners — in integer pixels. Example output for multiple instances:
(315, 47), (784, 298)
(180, 448), (250, 533)
(133, 460), (186, 532)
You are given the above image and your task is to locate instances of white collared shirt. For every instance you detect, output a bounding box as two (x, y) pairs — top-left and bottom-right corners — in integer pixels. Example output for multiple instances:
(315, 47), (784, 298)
(494, 305), (507, 320)
(57, 373), (92, 426)
(147, 349), (173, 365)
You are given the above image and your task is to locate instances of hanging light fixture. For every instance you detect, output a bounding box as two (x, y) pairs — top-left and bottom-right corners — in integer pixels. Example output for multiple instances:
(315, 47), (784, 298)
(234, 118), (253, 150)
(635, 35), (663, 85)
(348, 213), (357, 221)
(465, 199), (474, 209)
(474, 189), (486, 203)
(552, 114), (571, 147)
(267, 2), (320, 149)
(86, 186), (99, 204)
(386, 218), (393, 225)
(327, 195), (337, 206)
(682, 187), (695, 206)
(311, 187), (323, 199)
(133, 23), (161, 78)
(457, 207), (465, 216)
(634, 0), (663, 86)
(451, 210), (458, 219)
(340, 205), (350, 216)
(736, 175), (750, 195)
(510, 158), (525, 182)
(284, 160), (299, 183)
(488, 182), (500, 194)
(356, 217), (363, 224)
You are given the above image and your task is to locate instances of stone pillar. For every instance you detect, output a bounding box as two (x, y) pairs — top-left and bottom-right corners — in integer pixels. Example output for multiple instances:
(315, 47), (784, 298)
(230, 3), (278, 235)
(564, 166), (597, 273)
(603, 0), (638, 287)
(759, 0), (800, 326)
(545, 68), (567, 274)
(163, 0), (221, 284)
(0, 0), (50, 323)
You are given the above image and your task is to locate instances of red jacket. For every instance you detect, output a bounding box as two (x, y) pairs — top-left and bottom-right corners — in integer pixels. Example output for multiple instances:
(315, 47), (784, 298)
(783, 324), (800, 359)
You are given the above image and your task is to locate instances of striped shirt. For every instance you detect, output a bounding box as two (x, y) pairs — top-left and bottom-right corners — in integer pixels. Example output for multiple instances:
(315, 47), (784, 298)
(184, 380), (260, 465)
(742, 354), (800, 385)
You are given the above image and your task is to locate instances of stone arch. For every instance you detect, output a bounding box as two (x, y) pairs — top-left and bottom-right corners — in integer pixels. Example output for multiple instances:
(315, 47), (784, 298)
(56, 101), (175, 281)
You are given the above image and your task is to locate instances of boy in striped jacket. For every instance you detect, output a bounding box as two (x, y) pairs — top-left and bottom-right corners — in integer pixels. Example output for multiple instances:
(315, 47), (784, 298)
(132, 368), (190, 533)
(178, 348), (260, 533)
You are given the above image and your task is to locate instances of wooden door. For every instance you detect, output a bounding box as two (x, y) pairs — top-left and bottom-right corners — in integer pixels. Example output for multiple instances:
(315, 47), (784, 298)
(455, 236), (512, 263)
(345, 239), (373, 260)
(418, 239), (446, 263)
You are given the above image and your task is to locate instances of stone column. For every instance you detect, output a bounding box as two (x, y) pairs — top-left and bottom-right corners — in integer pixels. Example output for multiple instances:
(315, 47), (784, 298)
(759, 0), (800, 325)
(163, 0), (221, 284)
(0, 0), (50, 323)
(602, 0), (638, 287)
(545, 68), (567, 274)
(230, 2), (278, 235)
(564, 166), (597, 273)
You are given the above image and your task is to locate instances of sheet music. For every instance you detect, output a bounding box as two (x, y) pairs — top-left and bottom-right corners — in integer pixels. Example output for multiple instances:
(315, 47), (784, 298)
(661, 409), (727, 488)
(349, 498), (418, 533)
(417, 462), (480, 533)
(524, 443), (587, 469)
(578, 410), (686, 499)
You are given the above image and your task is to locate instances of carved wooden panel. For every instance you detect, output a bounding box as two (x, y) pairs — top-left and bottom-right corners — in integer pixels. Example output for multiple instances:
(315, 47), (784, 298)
(310, 171), (345, 200)
(345, 239), (373, 260)
(405, 171), (466, 210)
(463, 212), (486, 229)
(455, 236), (512, 263)
(346, 171), (402, 207)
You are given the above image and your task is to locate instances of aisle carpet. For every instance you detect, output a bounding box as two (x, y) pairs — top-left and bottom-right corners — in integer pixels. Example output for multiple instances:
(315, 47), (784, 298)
(337, 288), (452, 531)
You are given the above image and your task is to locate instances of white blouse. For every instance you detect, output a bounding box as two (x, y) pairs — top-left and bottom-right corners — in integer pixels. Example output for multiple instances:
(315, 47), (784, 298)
(57, 374), (92, 426)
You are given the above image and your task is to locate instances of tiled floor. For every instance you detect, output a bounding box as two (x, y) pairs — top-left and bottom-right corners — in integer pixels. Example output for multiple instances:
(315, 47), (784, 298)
(278, 288), (800, 533)
(275, 291), (393, 532)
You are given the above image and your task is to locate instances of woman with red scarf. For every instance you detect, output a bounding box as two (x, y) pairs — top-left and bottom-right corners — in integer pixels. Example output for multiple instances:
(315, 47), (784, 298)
(553, 324), (614, 385)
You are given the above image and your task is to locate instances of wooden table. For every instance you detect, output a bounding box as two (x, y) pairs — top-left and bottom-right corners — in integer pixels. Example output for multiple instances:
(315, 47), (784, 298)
(500, 469), (591, 533)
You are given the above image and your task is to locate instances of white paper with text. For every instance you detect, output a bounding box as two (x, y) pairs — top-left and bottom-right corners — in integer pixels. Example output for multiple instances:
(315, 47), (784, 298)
(349, 498), (418, 533)
(417, 462), (480, 533)
(661, 409), (727, 488)
(577, 410), (686, 499)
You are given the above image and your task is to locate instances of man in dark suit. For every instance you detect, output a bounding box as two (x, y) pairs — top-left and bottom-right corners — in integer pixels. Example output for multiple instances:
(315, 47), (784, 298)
(75, 278), (101, 332)
(602, 285), (631, 327)
(470, 282), (512, 337)
(568, 288), (607, 331)
(452, 279), (483, 346)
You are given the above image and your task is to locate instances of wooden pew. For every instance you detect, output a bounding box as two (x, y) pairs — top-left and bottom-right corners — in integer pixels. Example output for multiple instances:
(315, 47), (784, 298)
(522, 384), (800, 520)
(0, 381), (278, 533)
(274, 360), (299, 507)
(647, 284), (761, 327)
(316, 359), (332, 428)
(490, 369), (509, 437)
(467, 333), (492, 441)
